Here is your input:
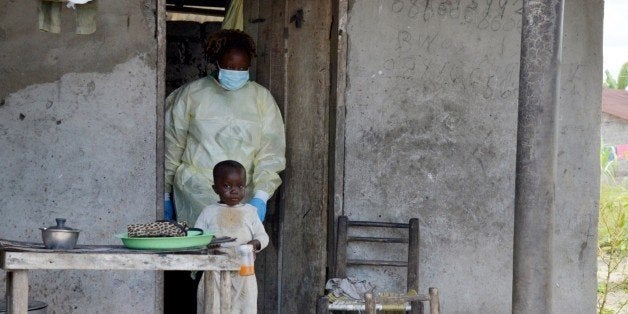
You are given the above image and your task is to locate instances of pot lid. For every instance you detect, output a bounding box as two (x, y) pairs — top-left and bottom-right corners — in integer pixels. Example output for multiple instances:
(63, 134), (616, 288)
(46, 218), (76, 230)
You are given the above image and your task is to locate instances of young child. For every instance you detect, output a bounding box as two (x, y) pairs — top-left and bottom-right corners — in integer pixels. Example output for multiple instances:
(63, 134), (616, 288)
(194, 160), (269, 313)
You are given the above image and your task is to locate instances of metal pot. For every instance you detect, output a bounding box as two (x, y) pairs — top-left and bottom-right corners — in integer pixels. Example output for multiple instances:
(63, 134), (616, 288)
(40, 218), (80, 249)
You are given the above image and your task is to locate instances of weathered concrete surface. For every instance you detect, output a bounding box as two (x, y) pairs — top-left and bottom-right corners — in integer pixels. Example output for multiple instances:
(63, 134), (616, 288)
(602, 114), (628, 146)
(0, 56), (157, 313)
(552, 0), (602, 312)
(342, 0), (601, 313)
(513, 1), (563, 312)
(0, 1), (157, 313)
(0, 0), (156, 101)
(343, 1), (520, 312)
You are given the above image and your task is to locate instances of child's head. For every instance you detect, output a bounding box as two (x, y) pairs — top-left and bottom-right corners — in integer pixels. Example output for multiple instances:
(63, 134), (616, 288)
(212, 160), (246, 206)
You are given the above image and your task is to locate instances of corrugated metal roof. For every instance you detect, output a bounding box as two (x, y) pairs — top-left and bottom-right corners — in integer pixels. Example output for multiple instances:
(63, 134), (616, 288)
(602, 88), (628, 120)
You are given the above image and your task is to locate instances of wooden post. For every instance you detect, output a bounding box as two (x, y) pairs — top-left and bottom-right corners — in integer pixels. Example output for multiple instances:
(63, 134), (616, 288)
(364, 292), (376, 314)
(280, 0), (332, 311)
(407, 218), (419, 290)
(6, 270), (29, 314)
(408, 218), (420, 314)
(316, 295), (329, 314)
(429, 287), (440, 314)
(329, 0), (350, 280)
(219, 271), (232, 313)
(335, 216), (348, 278)
(203, 271), (214, 314)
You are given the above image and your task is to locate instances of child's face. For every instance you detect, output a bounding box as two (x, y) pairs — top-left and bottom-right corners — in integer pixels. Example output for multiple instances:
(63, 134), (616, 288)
(212, 169), (246, 206)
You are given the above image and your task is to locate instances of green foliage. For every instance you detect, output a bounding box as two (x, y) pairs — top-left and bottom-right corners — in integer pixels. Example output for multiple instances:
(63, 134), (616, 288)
(598, 184), (628, 253)
(618, 62), (628, 91)
(618, 280), (628, 292)
(606, 70), (618, 89)
(598, 140), (628, 313)
(601, 143), (618, 184)
(597, 146), (628, 313)
(604, 62), (628, 90)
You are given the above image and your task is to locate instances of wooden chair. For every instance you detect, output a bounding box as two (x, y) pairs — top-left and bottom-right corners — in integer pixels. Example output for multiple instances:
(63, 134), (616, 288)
(316, 216), (440, 314)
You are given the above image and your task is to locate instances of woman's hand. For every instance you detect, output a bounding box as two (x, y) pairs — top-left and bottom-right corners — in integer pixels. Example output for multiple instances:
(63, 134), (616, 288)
(164, 193), (175, 221)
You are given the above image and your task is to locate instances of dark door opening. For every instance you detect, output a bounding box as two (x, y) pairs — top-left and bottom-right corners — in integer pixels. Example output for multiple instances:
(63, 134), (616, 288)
(161, 2), (280, 313)
(162, 3), (225, 313)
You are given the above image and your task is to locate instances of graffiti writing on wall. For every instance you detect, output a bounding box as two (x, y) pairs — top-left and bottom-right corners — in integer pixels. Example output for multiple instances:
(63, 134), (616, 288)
(374, 56), (520, 101)
(390, 0), (522, 32)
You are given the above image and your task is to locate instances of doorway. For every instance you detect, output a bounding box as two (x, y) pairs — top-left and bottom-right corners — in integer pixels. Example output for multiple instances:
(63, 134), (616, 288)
(158, 1), (282, 312)
(156, 0), (333, 312)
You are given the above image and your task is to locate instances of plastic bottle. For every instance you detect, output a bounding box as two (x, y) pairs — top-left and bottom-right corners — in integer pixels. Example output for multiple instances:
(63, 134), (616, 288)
(237, 244), (255, 276)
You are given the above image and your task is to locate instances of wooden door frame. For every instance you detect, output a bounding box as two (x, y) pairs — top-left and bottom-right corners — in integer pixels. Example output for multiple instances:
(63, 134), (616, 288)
(156, 1), (336, 312)
(328, 0), (349, 280)
(156, 0), (166, 312)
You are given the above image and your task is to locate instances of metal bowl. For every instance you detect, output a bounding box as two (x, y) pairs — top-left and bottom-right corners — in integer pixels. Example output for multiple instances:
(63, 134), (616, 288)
(40, 218), (80, 249)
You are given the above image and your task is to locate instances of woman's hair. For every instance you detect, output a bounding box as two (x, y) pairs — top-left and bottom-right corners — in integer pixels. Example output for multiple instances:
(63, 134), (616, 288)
(205, 30), (257, 64)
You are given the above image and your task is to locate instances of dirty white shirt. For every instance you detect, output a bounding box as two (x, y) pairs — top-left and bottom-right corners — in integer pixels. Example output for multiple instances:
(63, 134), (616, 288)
(194, 203), (269, 313)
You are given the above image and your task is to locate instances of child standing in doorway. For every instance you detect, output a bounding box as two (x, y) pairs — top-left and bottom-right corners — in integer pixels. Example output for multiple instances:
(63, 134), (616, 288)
(194, 160), (268, 313)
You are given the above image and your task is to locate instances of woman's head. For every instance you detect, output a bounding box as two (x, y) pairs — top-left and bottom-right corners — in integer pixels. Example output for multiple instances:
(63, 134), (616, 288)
(206, 30), (256, 90)
(205, 29), (256, 69)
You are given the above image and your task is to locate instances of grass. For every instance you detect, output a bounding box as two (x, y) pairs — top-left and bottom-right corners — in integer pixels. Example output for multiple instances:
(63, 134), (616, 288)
(597, 144), (628, 314)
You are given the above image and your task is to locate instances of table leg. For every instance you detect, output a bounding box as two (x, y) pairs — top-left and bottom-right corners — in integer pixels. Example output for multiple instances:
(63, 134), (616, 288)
(203, 271), (214, 314)
(219, 271), (231, 313)
(6, 270), (28, 314)
(364, 292), (376, 314)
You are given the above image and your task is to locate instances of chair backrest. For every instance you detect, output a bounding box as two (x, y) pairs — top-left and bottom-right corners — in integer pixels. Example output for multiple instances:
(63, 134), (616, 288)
(333, 216), (420, 293)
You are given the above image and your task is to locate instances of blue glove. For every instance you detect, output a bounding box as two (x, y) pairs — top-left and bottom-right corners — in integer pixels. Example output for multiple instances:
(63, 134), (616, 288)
(164, 193), (175, 221)
(249, 198), (267, 221)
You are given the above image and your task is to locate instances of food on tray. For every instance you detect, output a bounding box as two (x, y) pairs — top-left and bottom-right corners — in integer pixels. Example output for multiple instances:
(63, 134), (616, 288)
(127, 221), (189, 238)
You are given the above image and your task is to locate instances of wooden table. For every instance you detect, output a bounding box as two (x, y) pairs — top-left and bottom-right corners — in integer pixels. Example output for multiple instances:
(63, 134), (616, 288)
(0, 240), (240, 314)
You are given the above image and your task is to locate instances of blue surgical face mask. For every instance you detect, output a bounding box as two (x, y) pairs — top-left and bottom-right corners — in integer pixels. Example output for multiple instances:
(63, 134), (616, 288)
(218, 67), (249, 91)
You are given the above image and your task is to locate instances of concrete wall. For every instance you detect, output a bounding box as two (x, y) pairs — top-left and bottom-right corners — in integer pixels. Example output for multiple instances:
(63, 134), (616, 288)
(601, 113), (628, 179)
(341, 0), (601, 312)
(0, 1), (158, 313)
(0, 0), (603, 312)
(602, 113), (628, 145)
(552, 1), (602, 312)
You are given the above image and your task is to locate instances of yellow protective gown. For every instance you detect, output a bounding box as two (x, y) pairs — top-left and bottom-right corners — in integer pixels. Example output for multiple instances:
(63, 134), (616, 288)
(165, 76), (286, 225)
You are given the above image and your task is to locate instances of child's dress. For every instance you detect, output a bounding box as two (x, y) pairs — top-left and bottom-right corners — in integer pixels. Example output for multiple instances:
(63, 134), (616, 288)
(194, 203), (269, 314)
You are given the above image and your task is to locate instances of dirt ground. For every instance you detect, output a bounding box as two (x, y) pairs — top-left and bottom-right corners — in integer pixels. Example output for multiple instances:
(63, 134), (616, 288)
(597, 257), (628, 313)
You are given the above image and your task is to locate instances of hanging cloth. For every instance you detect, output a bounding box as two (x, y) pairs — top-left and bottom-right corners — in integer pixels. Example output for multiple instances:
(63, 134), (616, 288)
(38, 1), (62, 33)
(221, 0), (244, 30)
(37, 0), (97, 35)
(73, 0), (97, 35)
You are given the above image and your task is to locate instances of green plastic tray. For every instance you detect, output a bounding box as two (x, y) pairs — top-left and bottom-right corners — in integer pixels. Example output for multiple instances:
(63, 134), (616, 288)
(116, 230), (214, 250)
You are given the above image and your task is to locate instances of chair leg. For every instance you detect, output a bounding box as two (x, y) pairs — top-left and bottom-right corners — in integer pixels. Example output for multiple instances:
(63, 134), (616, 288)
(364, 292), (376, 314)
(429, 288), (440, 314)
(316, 295), (329, 314)
(410, 300), (423, 314)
